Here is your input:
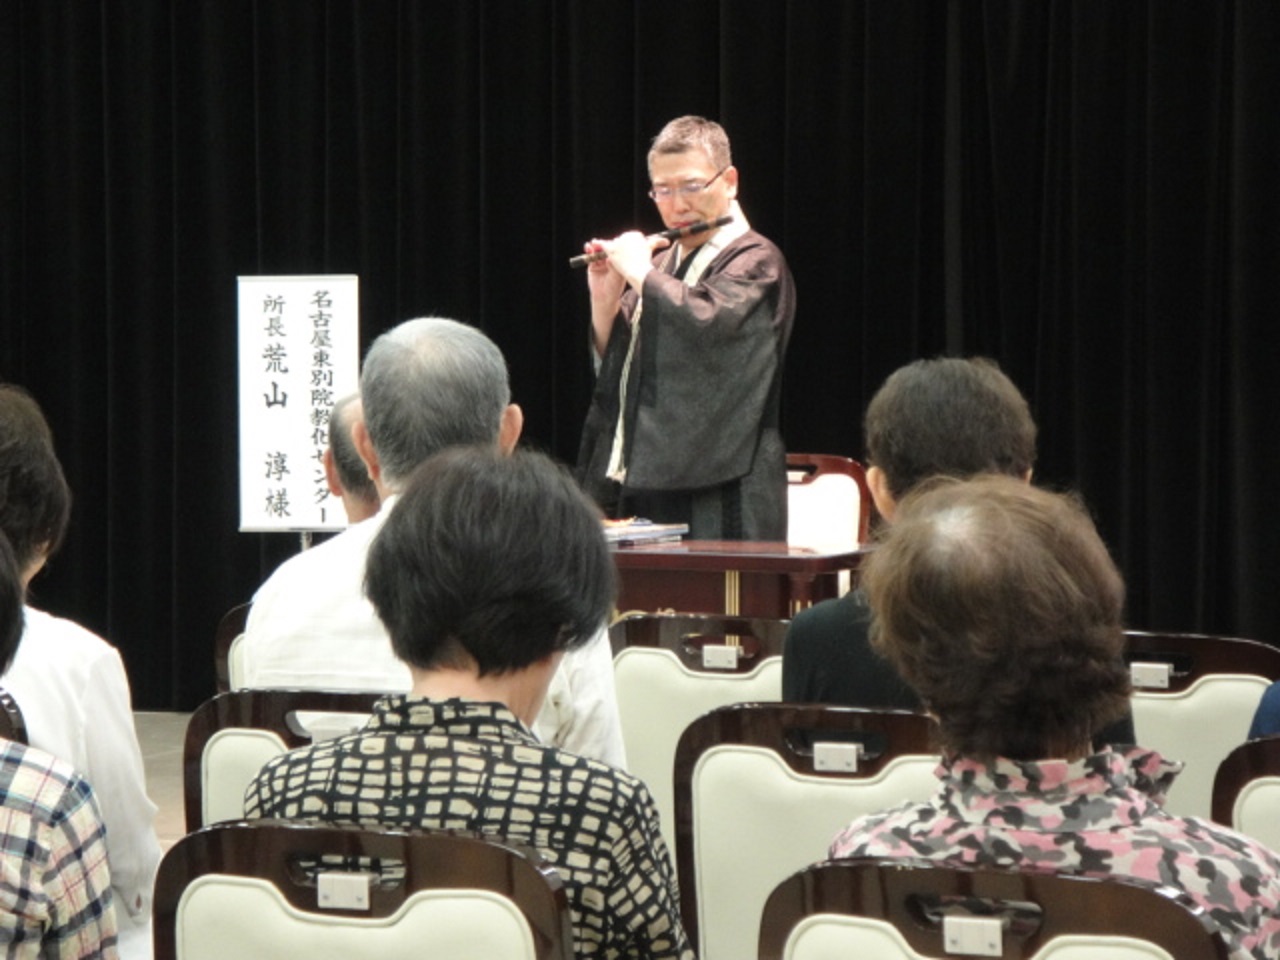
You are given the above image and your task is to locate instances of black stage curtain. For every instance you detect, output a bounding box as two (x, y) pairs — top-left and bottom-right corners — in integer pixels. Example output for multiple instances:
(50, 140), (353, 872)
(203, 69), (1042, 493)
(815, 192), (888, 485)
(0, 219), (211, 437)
(2, 2), (1277, 709)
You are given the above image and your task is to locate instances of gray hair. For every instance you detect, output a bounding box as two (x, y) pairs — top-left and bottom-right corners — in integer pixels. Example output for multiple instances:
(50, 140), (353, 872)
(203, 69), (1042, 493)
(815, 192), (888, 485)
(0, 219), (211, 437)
(360, 318), (511, 489)
(648, 115), (732, 174)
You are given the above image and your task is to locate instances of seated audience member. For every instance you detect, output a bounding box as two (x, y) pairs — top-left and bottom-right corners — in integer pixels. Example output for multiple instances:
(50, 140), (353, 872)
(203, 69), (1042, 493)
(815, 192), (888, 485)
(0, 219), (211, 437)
(1249, 682), (1280, 739)
(242, 318), (626, 768)
(0, 385), (159, 960)
(0, 530), (119, 958)
(783, 356), (1135, 748)
(829, 476), (1280, 960)
(322, 393), (379, 524)
(245, 447), (693, 959)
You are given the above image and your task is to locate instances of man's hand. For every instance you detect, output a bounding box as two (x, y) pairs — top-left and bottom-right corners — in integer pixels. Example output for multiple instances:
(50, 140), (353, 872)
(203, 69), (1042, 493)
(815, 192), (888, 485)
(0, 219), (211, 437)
(584, 239), (627, 357)
(584, 239), (628, 307)
(602, 230), (668, 290)
(584, 231), (669, 357)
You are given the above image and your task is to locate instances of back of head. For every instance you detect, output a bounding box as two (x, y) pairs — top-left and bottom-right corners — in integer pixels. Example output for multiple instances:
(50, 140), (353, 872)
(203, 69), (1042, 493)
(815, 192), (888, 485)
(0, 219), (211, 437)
(360, 318), (511, 488)
(648, 115), (732, 171)
(865, 357), (1037, 499)
(860, 475), (1128, 761)
(365, 446), (615, 676)
(0, 385), (72, 575)
(328, 394), (378, 506)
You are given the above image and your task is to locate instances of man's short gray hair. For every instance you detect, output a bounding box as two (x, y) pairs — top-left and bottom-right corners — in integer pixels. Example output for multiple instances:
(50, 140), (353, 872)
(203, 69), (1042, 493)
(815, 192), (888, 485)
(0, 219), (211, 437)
(648, 115), (732, 174)
(360, 318), (511, 489)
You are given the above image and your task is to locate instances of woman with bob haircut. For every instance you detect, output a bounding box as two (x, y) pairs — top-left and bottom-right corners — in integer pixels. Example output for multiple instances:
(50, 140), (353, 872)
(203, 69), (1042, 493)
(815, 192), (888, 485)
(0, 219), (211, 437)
(830, 474), (1280, 960)
(246, 445), (693, 960)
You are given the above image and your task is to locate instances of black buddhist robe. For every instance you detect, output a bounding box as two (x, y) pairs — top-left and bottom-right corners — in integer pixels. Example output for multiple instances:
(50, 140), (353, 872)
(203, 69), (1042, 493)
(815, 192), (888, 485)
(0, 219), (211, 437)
(577, 229), (795, 540)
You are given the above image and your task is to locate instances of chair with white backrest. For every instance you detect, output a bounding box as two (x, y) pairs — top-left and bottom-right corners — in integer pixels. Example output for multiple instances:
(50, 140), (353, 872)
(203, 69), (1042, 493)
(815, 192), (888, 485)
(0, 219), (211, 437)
(1212, 735), (1280, 851)
(183, 689), (382, 832)
(785, 453), (872, 553)
(673, 702), (939, 960)
(153, 819), (574, 960)
(610, 612), (787, 853)
(1124, 630), (1280, 820)
(758, 858), (1227, 960)
(213, 601), (250, 694)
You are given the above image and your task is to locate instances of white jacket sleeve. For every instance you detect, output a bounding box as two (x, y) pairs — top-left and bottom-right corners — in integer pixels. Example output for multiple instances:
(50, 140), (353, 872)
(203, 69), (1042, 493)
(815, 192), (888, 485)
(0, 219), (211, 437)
(81, 649), (162, 958)
(533, 625), (627, 769)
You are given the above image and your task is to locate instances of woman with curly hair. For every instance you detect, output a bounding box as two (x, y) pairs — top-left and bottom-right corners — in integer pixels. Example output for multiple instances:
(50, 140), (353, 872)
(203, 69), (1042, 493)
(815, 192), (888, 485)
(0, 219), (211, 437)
(830, 475), (1280, 960)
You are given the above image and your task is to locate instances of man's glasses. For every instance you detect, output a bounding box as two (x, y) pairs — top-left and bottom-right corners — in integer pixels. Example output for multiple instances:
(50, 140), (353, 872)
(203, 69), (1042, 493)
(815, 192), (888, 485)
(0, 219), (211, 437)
(648, 167), (729, 202)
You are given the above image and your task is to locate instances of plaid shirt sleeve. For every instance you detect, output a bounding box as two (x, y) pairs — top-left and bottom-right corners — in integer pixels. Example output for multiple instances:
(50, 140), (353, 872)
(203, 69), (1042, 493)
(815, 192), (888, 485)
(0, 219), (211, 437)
(0, 740), (119, 959)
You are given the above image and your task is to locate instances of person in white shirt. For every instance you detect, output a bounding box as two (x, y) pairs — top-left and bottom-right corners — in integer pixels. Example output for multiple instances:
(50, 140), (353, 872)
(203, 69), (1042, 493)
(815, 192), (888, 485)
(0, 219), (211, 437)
(0, 383), (160, 960)
(242, 318), (627, 768)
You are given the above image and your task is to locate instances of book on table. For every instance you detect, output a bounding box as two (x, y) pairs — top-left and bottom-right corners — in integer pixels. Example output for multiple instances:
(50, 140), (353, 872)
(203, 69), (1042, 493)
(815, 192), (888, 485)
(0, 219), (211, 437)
(602, 518), (689, 546)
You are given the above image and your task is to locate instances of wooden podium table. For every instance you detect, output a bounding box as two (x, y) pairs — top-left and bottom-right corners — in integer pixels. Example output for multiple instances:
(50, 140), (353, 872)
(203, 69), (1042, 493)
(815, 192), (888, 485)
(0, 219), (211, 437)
(612, 540), (867, 619)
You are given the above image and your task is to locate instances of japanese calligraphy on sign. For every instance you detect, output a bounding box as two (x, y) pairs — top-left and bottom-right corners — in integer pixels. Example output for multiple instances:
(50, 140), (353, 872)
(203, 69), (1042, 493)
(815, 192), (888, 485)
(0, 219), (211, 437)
(237, 275), (359, 532)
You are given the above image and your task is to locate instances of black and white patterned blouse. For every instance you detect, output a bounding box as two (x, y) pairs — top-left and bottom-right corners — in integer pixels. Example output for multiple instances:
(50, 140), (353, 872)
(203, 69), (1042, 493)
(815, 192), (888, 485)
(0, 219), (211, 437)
(244, 696), (694, 959)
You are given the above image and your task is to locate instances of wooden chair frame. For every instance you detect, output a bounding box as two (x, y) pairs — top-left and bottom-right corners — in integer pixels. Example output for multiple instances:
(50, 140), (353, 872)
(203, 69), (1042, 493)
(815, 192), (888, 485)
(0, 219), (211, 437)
(0, 686), (28, 744)
(672, 702), (937, 951)
(183, 689), (383, 832)
(610, 612), (790, 855)
(759, 858), (1227, 960)
(1212, 734), (1280, 827)
(1123, 629), (1280, 689)
(1124, 629), (1280, 819)
(154, 819), (574, 960)
(785, 452), (874, 545)
(608, 611), (789, 669)
(213, 601), (250, 694)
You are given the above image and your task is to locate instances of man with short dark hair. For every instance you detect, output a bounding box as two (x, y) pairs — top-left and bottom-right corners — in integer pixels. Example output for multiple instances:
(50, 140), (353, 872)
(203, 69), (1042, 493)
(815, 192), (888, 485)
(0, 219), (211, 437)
(578, 115), (795, 540)
(247, 447), (693, 960)
(783, 357), (1036, 707)
(782, 357), (1135, 749)
(243, 319), (626, 767)
(860, 356), (1037, 505)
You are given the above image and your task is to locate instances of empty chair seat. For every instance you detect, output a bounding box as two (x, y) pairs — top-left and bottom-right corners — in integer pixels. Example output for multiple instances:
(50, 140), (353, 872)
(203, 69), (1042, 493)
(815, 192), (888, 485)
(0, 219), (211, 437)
(1125, 630), (1280, 819)
(785, 453), (873, 551)
(611, 612), (787, 851)
(674, 702), (938, 960)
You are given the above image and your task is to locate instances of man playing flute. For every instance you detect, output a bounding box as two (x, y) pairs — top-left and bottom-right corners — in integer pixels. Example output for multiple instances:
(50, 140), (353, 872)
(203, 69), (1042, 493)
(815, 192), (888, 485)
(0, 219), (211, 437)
(577, 115), (795, 540)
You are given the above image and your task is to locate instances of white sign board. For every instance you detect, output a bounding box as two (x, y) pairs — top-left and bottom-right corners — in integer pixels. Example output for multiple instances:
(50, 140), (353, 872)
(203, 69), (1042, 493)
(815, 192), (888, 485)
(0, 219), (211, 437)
(236, 275), (360, 532)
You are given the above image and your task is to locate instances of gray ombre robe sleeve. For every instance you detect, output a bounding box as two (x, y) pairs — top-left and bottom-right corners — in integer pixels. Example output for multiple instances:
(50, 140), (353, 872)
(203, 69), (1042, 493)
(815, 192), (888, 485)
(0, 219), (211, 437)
(577, 230), (795, 540)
